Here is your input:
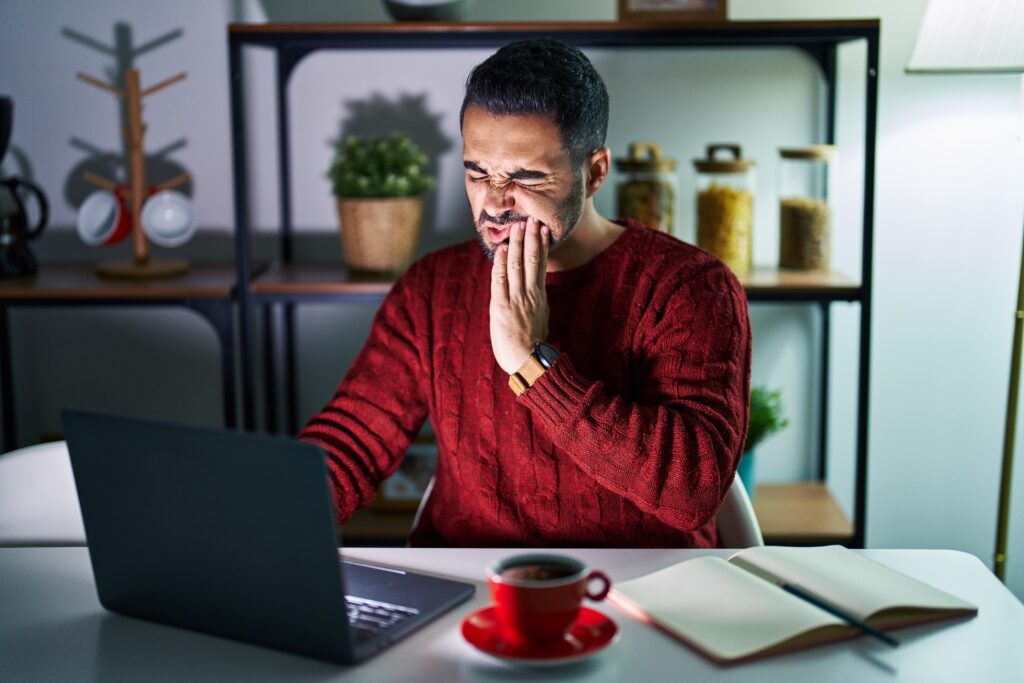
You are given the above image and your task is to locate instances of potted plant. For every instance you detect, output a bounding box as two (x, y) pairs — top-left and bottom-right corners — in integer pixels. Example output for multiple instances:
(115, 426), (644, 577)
(327, 134), (435, 274)
(740, 386), (790, 500)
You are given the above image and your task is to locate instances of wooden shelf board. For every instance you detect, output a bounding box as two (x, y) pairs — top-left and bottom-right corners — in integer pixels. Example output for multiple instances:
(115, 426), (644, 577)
(340, 508), (414, 543)
(738, 268), (860, 297)
(250, 262), (859, 299)
(339, 482), (854, 545)
(250, 263), (394, 296)
(230, 20), (881, 35)
(0, 264), (236, 299)
(753, 482), (854, 543)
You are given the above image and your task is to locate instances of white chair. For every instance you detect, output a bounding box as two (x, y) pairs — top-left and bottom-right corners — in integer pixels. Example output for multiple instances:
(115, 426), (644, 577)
(409, 472), (764, 548)
(716, 473), (764, 548)
(0, 441), (86, 546)
(409, 475), (435, 538)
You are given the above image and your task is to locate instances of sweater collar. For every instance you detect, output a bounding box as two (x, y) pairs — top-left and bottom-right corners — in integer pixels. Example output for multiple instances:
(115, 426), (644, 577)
(544, 219), (640, 287)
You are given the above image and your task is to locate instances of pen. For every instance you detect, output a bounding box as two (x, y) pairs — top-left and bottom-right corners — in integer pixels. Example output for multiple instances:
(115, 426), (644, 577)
(779, 581), (900, 648)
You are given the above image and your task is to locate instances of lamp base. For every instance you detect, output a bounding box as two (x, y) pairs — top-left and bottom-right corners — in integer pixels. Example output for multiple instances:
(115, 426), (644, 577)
(96, 258), (189, 280)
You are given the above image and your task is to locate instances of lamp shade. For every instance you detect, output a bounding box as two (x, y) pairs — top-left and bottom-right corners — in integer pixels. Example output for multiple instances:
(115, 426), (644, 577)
(906, 0), (1024, 73)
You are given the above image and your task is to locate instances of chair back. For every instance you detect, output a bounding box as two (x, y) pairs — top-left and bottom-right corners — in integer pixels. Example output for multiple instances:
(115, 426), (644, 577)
(715, 474), (764, 548)
(0, 441), (86, 546)
(409, 475), (435, 541)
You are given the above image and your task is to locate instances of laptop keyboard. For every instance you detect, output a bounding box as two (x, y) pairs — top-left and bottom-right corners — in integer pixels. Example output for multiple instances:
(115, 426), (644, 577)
(345, 595), (420, 640)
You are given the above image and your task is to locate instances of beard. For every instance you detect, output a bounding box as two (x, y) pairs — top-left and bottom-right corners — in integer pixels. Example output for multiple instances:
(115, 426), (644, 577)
(474, 171), (586, 262)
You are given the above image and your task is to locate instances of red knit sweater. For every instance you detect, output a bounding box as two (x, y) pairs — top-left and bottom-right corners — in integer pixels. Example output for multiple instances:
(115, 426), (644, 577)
(300, 220), (751, 547)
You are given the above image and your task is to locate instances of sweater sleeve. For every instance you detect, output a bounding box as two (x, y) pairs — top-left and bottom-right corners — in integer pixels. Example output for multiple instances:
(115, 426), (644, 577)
(519, 261), (751, 532)
(298, 263), (429, 523)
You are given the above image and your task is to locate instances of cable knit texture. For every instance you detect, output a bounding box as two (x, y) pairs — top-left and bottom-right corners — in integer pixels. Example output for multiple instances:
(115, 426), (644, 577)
(299, 220), (751, 547)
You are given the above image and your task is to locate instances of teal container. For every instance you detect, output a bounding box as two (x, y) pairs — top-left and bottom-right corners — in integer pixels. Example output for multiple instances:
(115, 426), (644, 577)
(736, 450), (755, 501)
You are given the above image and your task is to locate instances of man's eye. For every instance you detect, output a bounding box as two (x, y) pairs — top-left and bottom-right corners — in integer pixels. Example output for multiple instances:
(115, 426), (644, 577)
(468, 174), (488, 182)
(516, 181), (542, 191)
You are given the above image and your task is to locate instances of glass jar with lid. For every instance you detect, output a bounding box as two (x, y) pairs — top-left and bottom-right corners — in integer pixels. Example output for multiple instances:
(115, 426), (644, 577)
(615, 141), (677, 233)
(693, 144), (755, 274)
(778, 145), (836, 270)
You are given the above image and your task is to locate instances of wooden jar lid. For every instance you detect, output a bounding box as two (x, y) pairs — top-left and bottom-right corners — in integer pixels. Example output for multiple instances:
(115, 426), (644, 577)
(693, 143), (754, 173)
(779, 145), (837, 160)
(615, 141), (677, 172)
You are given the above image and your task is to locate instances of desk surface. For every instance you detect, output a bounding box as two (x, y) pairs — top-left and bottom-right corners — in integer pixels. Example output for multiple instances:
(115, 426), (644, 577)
(1, 547), (1021, 682)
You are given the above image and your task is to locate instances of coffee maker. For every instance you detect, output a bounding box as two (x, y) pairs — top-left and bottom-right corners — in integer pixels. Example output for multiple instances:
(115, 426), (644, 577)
(0, 96), (49, 277)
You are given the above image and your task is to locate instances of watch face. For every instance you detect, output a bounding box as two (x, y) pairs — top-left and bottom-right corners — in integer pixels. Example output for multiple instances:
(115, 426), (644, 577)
(534, 343), (560, 369)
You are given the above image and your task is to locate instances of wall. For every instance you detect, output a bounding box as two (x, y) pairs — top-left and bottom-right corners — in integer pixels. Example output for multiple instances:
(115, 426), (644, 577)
(734, 0), (1024, 601)
(0, 0), (1020, 599)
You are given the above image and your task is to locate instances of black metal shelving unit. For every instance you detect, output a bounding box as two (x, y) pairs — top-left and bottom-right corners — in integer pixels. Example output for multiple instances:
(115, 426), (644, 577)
(227, 20), (879, 547)
(0, 265), (240, 451)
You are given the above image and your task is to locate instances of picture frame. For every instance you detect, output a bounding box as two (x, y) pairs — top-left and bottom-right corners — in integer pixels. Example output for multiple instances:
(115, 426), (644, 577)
(373, 434), (437, 513)
(618, 0), (727, 23)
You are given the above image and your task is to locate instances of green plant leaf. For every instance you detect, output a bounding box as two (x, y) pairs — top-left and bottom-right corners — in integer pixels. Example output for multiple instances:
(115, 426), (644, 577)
(327, 133), (436, 199)
(744, 386), (790, 452)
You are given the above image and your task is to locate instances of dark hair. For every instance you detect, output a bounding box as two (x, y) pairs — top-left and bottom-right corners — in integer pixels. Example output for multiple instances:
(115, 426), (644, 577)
(460, 38), (609, 166)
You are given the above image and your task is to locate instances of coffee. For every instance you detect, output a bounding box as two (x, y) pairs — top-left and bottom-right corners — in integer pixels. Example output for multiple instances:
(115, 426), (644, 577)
(499, 562), (577, 582)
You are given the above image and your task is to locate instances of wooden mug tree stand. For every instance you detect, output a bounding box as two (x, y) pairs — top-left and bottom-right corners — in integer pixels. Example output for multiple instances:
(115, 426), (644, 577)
(77, 67), (191, 279)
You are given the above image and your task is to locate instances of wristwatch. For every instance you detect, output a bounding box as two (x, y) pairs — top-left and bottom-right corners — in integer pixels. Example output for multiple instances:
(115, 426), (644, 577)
(508, 342), (561, 396)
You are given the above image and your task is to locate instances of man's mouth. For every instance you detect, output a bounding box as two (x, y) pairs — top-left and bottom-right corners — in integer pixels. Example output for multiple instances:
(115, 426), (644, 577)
(486, 225), (510, 244)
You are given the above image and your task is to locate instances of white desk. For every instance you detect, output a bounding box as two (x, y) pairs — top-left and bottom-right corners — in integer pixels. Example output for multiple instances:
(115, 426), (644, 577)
(1, 547), (1021, 682)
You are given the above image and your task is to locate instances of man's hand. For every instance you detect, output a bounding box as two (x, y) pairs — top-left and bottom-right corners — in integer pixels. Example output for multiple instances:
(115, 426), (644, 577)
(490, 216), (550, 375)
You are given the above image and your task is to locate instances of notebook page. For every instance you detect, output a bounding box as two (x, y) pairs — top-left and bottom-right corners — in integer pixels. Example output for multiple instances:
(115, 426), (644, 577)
(612, 556), (845, 661)
(729, 546), (976, 623)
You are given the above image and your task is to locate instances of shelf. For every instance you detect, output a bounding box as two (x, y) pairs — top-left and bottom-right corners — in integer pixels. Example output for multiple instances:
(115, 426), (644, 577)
(229, 20), (880, 48)
(738, 268), (861, 302)
(0, 264), (237, 300)
(249, 263), (393, 301)
(247, 262), (858, 303)
(0, 263), (856, 303)
(231, 19), (881, 32)
(753, 481), (854, 545)
(229, 18), (878, 545)
(337, 481), (855, 547)
(340, 508), (414, 546)
(0, 264), (241, 443)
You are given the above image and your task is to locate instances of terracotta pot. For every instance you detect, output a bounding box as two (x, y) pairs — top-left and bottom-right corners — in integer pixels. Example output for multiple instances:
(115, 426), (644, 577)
(336, 196), (423, 273)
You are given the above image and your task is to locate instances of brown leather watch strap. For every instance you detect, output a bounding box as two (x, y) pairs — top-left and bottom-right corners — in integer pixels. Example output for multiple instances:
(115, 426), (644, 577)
(508, 354), (546, 396)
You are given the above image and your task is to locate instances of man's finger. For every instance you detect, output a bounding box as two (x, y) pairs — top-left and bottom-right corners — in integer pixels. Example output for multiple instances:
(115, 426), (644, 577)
(491, 243), (509, 304)
(506, 221), (525, 299)
(538, 223), (549, 288)
(524, 217), (542, 293)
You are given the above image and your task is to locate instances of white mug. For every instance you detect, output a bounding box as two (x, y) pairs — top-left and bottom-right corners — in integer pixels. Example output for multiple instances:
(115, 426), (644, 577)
(141, 190), (196, 248)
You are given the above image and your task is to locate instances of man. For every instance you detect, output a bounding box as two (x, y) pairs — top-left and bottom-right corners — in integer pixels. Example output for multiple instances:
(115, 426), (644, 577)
(300, 39), (751, 547)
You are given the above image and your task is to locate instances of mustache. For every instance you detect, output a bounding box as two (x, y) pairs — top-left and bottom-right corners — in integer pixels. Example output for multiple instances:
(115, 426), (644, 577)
(477, 210), (529, 226)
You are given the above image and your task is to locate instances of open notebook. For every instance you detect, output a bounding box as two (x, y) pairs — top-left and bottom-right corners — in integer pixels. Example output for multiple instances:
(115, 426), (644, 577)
(608, 546), (977, 664)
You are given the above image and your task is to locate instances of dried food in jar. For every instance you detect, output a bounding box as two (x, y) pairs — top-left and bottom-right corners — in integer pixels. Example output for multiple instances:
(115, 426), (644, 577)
(779, 197), (831, 270)
(618, 179), (674, 232)
(697, 182), (753, 273)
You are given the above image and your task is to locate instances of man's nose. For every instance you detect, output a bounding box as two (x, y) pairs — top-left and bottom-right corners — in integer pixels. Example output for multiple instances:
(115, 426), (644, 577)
(483, 182), (515, 215)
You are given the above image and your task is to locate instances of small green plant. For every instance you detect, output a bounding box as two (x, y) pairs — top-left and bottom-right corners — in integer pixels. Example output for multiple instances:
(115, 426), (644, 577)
(745, 386), (789, 452)
(327, 134), (435, 199)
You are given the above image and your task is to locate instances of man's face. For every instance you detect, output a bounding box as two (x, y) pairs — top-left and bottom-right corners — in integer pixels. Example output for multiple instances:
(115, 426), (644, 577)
(461, 105), (585, 261)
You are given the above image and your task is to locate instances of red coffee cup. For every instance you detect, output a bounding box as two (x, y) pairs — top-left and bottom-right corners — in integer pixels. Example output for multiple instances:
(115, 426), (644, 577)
(487, 553), (611, 644)
(77, 189), (132, 246)
(77, 185), (160, 247)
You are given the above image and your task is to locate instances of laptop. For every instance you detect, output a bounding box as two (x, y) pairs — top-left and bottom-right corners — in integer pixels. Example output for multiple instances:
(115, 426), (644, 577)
(61, 409), (475, 664)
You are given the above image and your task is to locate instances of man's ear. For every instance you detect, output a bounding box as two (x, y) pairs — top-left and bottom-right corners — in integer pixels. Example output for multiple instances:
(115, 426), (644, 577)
(584, 147), (611, 198)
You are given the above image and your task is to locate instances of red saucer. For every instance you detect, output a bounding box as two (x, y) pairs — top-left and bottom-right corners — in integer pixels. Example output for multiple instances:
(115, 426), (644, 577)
(461, 606), (618, 667)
